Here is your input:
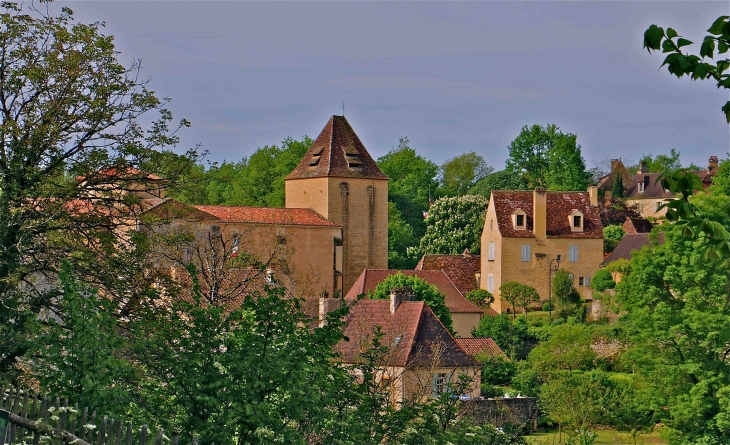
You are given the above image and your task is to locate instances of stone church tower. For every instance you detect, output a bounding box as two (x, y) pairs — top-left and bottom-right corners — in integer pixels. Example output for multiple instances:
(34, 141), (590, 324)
(285, 116), (388, 295)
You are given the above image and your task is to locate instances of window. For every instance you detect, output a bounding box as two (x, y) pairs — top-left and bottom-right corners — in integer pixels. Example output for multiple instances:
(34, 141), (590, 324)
(573, 215), (581, 228)
(487, 274), (494, 293)
(521, 244), (531, 262)
(569, 210), (584, 232)
(638, 182), (644, 193)
(488, 242), (495, 261)
(568, 245), (578, 262)
(516, 214), (524, 227)
(636, 203), (643, 213)
(490, 219), (493, 230)
(585, 277), (590, 287)
(512, 209), (527, 230)
(579, 277), (584, 286)
(432, 372), (451, 395)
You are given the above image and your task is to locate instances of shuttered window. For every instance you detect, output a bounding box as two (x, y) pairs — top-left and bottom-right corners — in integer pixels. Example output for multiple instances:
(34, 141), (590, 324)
(569, 245), (578, 262)
(487, 274), (494, 293)
(488, 242), (495, 261)
(521, 244), (531, 262)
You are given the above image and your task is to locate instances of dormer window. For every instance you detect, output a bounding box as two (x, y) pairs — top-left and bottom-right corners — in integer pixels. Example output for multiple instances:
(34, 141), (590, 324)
(512, 209), (527, 230)
(569, 209), (584, 232)
(638, 182), (644, 193)
(308, 146), (324, 168)
(343, 146), (362, 170)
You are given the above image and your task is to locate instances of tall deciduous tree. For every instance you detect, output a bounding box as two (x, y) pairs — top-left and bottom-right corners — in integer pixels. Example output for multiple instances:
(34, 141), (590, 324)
(440, 152), (493, 196)
(505, 124), (590, 191)
(469, 169), (528, 200)
(639, 149), (683, 172)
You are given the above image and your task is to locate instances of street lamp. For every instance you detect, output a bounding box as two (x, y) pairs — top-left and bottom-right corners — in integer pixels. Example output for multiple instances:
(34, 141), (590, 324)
(548, 255), (561, 319)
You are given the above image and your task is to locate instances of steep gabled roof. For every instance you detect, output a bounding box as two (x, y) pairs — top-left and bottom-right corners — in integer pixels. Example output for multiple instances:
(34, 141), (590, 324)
(491, 191), (603, 239)
(335, 300), (480, 368)
(285, 115), (388, 180)
(415, 253), (481, 296)
(455, 337), (505, 359)
(623, 218), (654, 234)
(600, 232), (664, 266)
(344, 269), (483, 314)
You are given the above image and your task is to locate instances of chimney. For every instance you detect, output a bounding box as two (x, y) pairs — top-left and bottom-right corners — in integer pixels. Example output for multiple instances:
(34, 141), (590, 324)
(390, 286), (414, 314)
(709, 156), (719, 172)
(587, 185), (598, 207)
(610, 159), (620, 172)
(318, 290), (341, 327)
(638, 161), (648, 174)
(533, 187), (547, 240)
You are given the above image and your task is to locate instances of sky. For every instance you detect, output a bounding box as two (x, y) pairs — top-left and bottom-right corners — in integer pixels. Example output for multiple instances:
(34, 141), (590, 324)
(61, 1), (730, 172)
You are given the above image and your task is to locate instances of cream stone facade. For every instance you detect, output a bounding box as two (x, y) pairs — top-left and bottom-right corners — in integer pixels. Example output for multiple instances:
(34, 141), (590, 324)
(480, 188), (604, 314)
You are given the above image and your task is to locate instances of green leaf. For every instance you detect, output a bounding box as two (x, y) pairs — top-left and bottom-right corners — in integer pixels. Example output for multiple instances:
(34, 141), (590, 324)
(662, 39), (676, 53)
(677, 38), (693, 48)
(701, 39), (715, 59)
(666, 28), (678, 39)
(708, 16), (729, 35)
(719, 40), (729, 54)
(722, 101), (730, 123)
(644, 25), (665, 51)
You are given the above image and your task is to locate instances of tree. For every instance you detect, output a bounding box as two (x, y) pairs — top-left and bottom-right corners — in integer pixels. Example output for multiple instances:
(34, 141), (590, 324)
(505, 123), (591, 190)
(527, 322), (596, 378)
(499, 281), (524, 319)
(513, 284), (540, 316)
(0, 3), (196, 377)
(552, 269), (583, 320)
(639, 149), (683, 173)
(603, 224), (625, 253)
(599, 198), (641, 227)
(408, 195), (488, 259)
(591, 269), (615, 292)
(440, 152), (493, 196)
(387, 202), (418, 269)
(466, 289), (494, 310)
(472, 314), (533, 361)
(370, 272), (454, 333)
(611, 172), (625, 199)
(644, 16), (730, 122)
(468, 169), (528, 200)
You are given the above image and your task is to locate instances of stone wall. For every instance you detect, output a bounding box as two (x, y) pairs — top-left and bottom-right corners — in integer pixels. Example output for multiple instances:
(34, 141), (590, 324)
(465, 397), (538, 430)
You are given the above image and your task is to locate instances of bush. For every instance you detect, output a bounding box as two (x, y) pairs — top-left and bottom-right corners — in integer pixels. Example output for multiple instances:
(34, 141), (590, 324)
(542, 301), (554, 312)
(466, 289), (494, 309)
(603, 225), (625, 253)
(592, 269), (615, 292)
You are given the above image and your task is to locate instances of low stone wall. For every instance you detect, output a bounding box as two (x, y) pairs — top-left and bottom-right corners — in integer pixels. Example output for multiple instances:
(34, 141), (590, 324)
(465, 397), (538, 430)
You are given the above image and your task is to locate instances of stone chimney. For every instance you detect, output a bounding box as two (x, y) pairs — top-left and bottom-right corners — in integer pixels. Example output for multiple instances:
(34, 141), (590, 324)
(610, 159), (621, 172)
(533, 187), (547, 240)
(638, 161), (648, 174)
(390, 286), (415, 314)
(318, 291), (341, 327)
(709, 156), (719, 172)
(587, 185), (598, 207)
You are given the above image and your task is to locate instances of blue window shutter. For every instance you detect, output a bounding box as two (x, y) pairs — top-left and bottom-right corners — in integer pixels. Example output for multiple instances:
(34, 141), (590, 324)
(569, 245), (578, 262)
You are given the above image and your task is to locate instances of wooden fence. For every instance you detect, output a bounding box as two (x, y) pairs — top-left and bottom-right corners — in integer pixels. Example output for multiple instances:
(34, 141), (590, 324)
(0, 386), (189, 445)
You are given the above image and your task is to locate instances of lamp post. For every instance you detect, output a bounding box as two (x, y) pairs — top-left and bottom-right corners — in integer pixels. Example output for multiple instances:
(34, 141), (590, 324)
(548, 255), (561, 319)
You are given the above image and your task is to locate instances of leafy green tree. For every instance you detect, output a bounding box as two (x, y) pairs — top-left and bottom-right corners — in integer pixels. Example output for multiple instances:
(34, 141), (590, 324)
(377, 137), (441, 239)
(388, 202), (418, 269)
(591, 269), (615, 292)
(0, 2), (195, 378)
(527, 322), (596, 378)
(552, 269), (583, 320)
(500, 281), (523, 319)
(709, 157), (730, 196)
(644, 16), (730, 122)
(469, 169), (529, 200)
(408, 195), (488, 259)
(639, 149), (683, 173)
(472, 314), (533, 361)
(603, 224), (626, 253)
(466, 289), (494, 310)
(505, 124), (591, 190)
(440, 152), (493, 196)
(369, 272), (454, 333)
(611, 172), (625, 199)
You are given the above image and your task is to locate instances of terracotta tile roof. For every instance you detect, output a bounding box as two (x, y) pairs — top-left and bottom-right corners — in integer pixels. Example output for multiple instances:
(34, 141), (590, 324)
(335, 300), (480, 368)
(597, 159), (632, 192)
(622, 218), (654, 234)
(285, 115), (388, 181)
(455, 337), (505, 359)
(192, 205), (339, 227)
(600, 232), (664, 266)
(415, 254), (481, 296)
(344, 269), (483, 314)
(491, 190), (603, 239)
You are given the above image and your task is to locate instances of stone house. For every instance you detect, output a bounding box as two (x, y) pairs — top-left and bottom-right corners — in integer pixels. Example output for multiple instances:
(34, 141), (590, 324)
(333, 289), (482, 405)
(480, 187), (604, 313)
(344, 269), (485, 338)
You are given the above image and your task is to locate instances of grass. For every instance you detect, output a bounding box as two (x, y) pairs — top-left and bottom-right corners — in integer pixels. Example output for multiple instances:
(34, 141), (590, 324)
(527, 429), (666, 445)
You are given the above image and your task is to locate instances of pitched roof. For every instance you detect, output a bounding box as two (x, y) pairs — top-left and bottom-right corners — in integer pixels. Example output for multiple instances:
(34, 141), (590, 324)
(491, 190), (603, 239)
(624, 172), (675, 199)
(455, 337), (505, 359)
(415, 253), (481, 296)
(285, 115), (388, 181)
(192, 205), (339, 227)
(335, 300), (480, 368)
(600, 232), (664, 266)
(597, 159), (632, 192)
(622, 218), (654, 234)
(344, 269), (483, 314)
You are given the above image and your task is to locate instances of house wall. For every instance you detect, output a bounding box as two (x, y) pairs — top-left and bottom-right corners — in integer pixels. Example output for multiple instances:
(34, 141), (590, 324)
(402, 367), (482, 402)
(286, 177), (388, 294)
(452, 313), (482, 338)
(480, 200), (503, 310)
(625, 198), (668, 219)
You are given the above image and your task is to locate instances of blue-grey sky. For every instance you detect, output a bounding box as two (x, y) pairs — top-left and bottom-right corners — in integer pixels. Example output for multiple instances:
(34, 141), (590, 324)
(65, 1), (730, 171)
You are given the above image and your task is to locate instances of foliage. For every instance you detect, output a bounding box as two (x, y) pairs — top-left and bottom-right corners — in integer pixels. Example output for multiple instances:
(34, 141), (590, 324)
(605, 258), (631, 275)
(469, 169), (528, 200)
(388, 202), (418, 269)
(408, 195), (488, 259)
(466, 289), (494, 310)
(472, 314), (534, 360)
(591, 269), (615, 292)
(644, 16), (730, 122)
(552, 269), (583, 320)
(614, 218), (730, 444)
(639, 149), (683, 173)
(527, 322), (596, 378)
(598, 198), (641, 227)
(477, 354), (516, 387)
(505, 124), (591, 190)
(440, 152), (494, 196)
(709, 157), (730, 196)
(377, 137), (441, 239)
(611, 172), (625, 199)
(603, 224), (625, 253)
(370, 272), (454, 333)
(0, 2), (196, 378)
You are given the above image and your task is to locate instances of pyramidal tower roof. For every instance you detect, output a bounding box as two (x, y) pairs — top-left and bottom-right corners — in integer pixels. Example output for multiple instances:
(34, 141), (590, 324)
(286, 115), (388, 180)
